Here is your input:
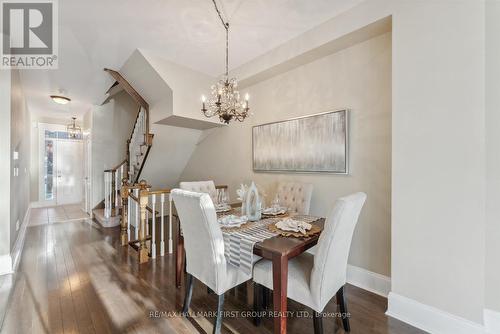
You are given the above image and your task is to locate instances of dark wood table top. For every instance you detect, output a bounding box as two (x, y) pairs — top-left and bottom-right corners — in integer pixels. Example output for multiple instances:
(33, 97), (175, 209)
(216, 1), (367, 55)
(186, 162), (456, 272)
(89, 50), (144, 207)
(254, 218), (324, 259)
(219, 204), (325, 259)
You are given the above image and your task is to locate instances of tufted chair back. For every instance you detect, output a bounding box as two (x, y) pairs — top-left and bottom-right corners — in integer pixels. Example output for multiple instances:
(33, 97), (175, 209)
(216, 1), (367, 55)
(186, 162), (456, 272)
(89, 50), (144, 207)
(275, 182), (313, 215)
(179, 181), (216, 201)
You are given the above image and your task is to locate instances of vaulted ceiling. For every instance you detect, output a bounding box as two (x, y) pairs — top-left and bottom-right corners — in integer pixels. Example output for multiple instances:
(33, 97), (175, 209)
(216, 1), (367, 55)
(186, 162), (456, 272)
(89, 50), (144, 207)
(21, 0), (363, 119)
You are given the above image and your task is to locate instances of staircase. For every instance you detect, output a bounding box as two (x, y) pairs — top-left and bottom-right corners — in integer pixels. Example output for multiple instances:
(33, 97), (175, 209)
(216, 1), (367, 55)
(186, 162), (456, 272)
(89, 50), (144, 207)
(93, 69), (153, 227)
(128, 107), (153, 183)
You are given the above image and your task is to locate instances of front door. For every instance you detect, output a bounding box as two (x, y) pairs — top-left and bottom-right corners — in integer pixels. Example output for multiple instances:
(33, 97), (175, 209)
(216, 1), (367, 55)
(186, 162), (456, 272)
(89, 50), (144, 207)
(39, 123), (84, 206)
(55, 140), (83, 205)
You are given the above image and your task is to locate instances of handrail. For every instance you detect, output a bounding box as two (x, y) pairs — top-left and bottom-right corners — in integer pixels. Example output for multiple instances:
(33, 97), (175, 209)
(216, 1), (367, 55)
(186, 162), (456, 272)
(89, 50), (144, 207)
(120, 179), (231, 265)
(104, 69), (149, 110)
(128, 105), (142, 143)
(104, 69), (151, 145)
(104, 159), (127, 173)
(147, 188), (172, 195)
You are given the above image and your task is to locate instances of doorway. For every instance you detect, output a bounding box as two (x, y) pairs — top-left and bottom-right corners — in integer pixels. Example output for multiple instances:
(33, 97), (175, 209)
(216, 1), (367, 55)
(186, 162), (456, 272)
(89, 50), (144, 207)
(38, 123), (84, 206)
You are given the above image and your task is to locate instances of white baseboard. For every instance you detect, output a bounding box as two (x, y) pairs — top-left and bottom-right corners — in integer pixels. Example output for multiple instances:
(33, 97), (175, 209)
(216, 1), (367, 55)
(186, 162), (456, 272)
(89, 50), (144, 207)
(10, 205), (31, 272)
(0, 255), (13, 276)
(484, 309), (500, 334)
(387, 292), (485, 334)
(347, 264), (391, 297)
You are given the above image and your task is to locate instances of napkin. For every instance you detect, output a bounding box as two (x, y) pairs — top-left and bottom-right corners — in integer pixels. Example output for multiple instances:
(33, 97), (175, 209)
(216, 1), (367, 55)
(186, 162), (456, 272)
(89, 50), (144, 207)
(276, 218), (312, 235)
(218, 215), (248, 227)
(263, 207), (287, 215)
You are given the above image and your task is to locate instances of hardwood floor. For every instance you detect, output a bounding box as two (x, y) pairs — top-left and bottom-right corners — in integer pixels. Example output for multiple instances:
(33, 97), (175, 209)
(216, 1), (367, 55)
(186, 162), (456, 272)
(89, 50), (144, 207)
(0, 215), (426, 334)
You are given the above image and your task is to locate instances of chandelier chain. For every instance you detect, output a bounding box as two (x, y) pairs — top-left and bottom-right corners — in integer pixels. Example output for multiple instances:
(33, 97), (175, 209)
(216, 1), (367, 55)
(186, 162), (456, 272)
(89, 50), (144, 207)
(211, 0), (229, 76)
(201, 0), (250, 124)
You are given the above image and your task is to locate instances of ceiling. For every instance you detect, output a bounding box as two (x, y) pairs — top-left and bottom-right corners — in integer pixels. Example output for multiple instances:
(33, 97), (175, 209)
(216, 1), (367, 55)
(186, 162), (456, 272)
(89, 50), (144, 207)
(20, 0), (363, 120)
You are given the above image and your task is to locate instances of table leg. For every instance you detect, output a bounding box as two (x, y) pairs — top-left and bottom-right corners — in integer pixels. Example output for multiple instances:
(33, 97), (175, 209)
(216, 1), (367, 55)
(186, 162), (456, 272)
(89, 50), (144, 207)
(272, 255), (288, 334)
(176, 231), (184, 288)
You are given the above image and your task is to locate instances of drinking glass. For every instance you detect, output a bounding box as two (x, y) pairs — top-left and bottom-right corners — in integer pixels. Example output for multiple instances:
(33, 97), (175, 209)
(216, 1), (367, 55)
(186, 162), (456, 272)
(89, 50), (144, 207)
(272, 195), (280, 213)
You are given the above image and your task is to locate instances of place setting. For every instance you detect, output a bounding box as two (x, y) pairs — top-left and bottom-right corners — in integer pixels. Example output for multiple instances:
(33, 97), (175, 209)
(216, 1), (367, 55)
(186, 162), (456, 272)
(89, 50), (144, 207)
(214, 183), (322, 238)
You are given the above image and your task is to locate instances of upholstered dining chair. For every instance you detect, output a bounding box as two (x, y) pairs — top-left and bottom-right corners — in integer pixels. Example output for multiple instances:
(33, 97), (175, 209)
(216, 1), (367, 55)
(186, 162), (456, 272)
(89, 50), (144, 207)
(252, 192), (367, 333)
(275, 181), (317, 255)
(275, 182), (313, 215)
(171, 189), (256, 334)
(179, 180), (217, 199)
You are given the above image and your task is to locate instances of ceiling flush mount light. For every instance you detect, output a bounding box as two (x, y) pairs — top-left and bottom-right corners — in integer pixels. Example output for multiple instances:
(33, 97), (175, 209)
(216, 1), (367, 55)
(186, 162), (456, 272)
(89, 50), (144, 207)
(50, 95), (71, 105)
(67, 117), (82, 138)
(201, 0), (250, 124)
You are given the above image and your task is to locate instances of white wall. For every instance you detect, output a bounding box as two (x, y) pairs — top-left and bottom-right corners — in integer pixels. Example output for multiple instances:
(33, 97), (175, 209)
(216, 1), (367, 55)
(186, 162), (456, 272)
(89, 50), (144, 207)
(485, 0), (500, 315)
(181, 33), (392, 277)
(391, 0), (485, 323)
(117, 49), (208, 189)
(90, 91), (137, 208)
(140, 124), (201, 189)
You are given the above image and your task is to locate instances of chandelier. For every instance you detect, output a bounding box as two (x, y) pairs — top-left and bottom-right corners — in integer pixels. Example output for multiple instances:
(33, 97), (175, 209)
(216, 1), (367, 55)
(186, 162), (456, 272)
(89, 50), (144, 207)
(201, 0), (250, 124)
(66, 117), (82, 139)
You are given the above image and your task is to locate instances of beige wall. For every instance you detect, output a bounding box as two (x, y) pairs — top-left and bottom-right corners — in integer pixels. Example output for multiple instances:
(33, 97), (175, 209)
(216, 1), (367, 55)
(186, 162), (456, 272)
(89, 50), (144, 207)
(228, 0), (487, 324)
(181, 33), (392, 277)
(0, 69), (11, 260)
(9, 70), (31, 250)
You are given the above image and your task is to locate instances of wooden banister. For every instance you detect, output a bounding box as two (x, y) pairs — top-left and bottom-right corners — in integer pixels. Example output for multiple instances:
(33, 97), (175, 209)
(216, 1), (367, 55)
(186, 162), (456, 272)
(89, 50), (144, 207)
(104, 68), (149, 110)
(104, 159), (127, 173)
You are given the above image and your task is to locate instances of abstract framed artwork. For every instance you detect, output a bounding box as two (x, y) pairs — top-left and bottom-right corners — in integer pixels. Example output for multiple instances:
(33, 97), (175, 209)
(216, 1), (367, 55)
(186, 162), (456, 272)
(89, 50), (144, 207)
(252, 109), (349, 173)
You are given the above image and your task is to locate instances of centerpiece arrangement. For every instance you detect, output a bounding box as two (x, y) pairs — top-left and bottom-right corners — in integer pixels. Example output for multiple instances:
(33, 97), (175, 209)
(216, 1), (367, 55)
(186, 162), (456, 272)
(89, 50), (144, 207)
(236, 182), (266, 221)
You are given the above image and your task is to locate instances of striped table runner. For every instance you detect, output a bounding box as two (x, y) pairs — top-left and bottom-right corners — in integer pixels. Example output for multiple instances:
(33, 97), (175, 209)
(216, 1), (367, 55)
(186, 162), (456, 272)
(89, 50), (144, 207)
(222, 218), (280, 275)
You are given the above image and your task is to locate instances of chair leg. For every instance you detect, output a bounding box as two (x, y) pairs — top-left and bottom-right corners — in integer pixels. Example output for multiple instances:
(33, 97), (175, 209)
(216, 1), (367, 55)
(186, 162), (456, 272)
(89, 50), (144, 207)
(213, 293), (225, 334)
(182, 274), (194, 315)
(337, 285), (350, 332)
(253, 283), (263, 326)
(262, 286), (270, 309)
(313, 311), (324, 334)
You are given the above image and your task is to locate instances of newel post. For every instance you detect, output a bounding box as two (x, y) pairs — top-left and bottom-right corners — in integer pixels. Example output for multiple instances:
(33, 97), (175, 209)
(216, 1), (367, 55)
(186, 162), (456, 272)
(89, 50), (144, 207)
(120, 178), (130, 246)
(138, 180), (150, 264)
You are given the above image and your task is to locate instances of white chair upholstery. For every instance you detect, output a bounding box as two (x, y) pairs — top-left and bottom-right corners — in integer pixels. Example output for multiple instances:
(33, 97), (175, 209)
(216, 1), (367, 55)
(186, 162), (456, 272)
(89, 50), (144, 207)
(179, 180), (216, 198)
(275, 182), (313, 215)
(253, 192), (367, 314)
(171, 189), (254, 295)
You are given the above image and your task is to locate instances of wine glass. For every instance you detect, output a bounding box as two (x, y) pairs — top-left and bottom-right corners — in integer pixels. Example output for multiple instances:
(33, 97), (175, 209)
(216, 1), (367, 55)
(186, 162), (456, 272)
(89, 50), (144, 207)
(221, 189), (229, 206)
(272, 195), (280, 213)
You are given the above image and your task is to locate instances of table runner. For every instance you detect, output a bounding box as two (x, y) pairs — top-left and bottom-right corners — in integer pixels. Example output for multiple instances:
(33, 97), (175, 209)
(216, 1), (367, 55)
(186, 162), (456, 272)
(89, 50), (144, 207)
(222, 218), (280, 275)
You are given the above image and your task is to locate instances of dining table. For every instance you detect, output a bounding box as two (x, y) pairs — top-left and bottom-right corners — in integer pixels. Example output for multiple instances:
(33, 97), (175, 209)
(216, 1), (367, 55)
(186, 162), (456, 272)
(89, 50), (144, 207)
(175, 204), (325, 334)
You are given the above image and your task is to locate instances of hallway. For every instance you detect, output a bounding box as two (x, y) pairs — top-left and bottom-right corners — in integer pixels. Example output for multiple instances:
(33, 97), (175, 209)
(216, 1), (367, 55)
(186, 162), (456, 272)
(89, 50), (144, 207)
(29, 204), (89, 226)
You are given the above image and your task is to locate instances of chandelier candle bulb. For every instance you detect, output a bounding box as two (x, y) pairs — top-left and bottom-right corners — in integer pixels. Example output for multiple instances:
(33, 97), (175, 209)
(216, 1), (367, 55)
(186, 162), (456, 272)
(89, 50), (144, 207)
(201, 95), (206, 111)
